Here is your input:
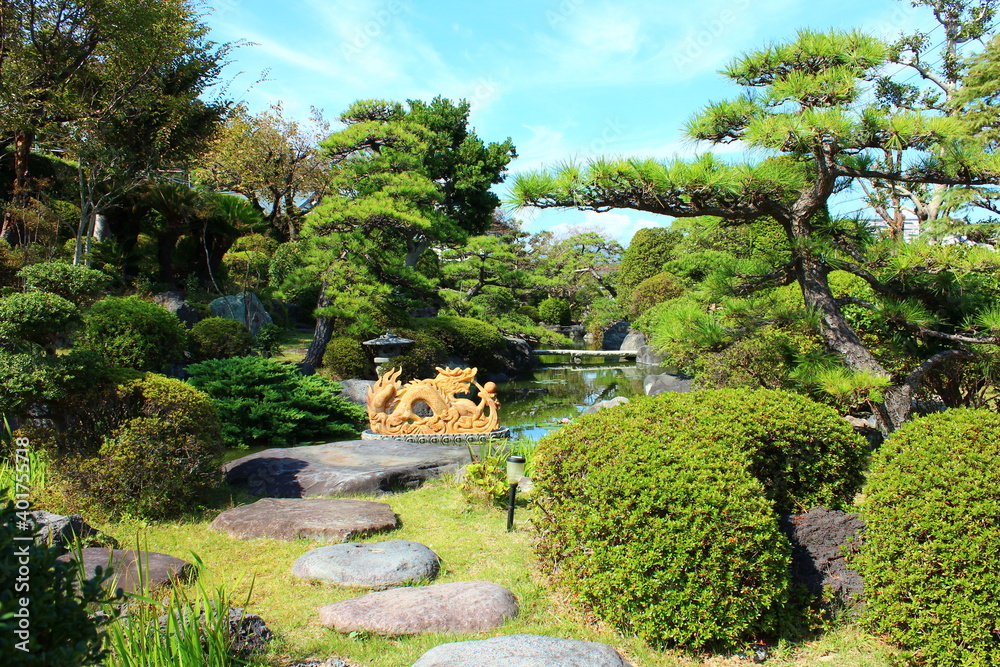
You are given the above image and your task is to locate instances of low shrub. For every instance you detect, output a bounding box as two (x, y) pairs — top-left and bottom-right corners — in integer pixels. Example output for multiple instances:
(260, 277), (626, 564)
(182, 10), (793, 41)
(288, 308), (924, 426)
(322, 336), (370, 380)
(0, 291), (80, 353)
(79, 296), (186, 372)
(17, 262), (110, 306)
(254, 322), (283, 357)
(414, 316), (507, 367)
(534, 396), (792, 650)
(388, 329), (449, 381)
(854, 409), (1000, 666)
(0, 499), (120, 665)
(186, 356), (366, 448)
(628, 270), (685, 317)
(538, 297), (571, 325)
(189, 318), (254, 362)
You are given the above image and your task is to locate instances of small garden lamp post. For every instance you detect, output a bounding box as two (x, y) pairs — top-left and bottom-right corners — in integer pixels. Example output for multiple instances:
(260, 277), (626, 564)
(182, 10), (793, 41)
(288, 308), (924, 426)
(506, 455), (526, 532)
(362, 331), (415, 376)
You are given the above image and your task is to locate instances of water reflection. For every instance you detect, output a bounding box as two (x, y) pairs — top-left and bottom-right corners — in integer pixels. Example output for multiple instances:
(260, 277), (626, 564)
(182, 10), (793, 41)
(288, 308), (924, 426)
(497, 357), (669, 441)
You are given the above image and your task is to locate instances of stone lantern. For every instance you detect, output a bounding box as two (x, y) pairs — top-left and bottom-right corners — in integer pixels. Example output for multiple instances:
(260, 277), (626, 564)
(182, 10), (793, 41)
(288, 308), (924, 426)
(362, 331), (415, 375)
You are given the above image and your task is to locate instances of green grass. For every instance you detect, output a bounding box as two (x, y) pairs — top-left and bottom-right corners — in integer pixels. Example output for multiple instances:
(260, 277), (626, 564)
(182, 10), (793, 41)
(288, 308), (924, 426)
(270, 328), (315, 363)
(91, 477), (900, 667)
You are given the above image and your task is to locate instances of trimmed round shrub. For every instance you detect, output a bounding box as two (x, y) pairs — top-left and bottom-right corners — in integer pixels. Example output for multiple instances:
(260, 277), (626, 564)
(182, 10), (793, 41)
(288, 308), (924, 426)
(188, 317), (253, 361)
(322, 336), (370, 380)
(388, 329), (449, 381)
(628, 270), (685, 317)
(534, 395), (792, 650)
(0, 291), (80, 352)
(413, 316), (507, 369)
(17, 262), (110, 306)
(80, 296), (186, 372)
(186, 356), (366, 448)
(538, 297), (571, 325)
(855, 409), (1000, 666)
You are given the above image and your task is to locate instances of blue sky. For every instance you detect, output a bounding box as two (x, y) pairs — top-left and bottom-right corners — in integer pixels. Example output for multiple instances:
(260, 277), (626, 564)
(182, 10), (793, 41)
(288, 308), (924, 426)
(202, 0), (940, 244)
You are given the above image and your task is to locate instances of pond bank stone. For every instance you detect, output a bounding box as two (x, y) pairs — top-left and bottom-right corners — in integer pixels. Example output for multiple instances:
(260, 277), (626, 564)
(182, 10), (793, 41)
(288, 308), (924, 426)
(412, 634), (634, 666)
(209, 498), (397, 542)
(224, 440), (471, 498)
(319, 581), (517, 635)
(292, 540), (439, 589)
(56, 548), (195, 594)
(643, 373), (693, 395)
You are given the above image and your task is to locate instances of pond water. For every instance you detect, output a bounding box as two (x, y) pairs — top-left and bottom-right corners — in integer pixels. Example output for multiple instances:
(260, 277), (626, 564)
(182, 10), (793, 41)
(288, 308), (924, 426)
(495, 356), (669, 441)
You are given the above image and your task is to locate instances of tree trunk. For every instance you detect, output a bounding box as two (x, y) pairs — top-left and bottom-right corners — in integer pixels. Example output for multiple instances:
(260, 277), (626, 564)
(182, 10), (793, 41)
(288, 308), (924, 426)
(1, 130), (34, 245)
(303, 285), (334, 368)
(405, 237), (432, 268)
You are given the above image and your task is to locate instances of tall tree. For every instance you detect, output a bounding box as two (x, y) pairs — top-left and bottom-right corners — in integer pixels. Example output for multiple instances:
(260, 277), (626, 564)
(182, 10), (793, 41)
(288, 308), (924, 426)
(513, 29), (1000, 433)
(301, 97), (516, 367)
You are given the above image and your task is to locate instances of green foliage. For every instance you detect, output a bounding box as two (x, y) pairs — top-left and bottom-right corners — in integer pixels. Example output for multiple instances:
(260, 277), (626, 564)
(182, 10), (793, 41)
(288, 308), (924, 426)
(189, 318), (254, 362)
(628, 271), (685, 318)
(186, 356), (366, 448)
(855, 409), (1000, 666)
(253, 322), (283, 358)
(322, 336), (371, 380)
(80, 296), (186, 372)
(617, 227), (682, 306)
(0, 500), (120, 665)
(0, 291), (80, 353)
(16, 262), (110, 306)
(413, 316), (507, 368)
(533, 394), (793, 651)
(458, 444), (509, 505)
(388, 330), (450, 381)
(538, 297), (571, 325)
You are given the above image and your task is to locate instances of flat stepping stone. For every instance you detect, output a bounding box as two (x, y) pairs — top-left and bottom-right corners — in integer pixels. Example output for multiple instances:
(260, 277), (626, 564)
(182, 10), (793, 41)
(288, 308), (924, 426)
(412, 634), (634, 666)
(56, 548), (195, 594)
(292, 540), (439, 589)
(209, 498), (397, 542)
(319, 581), (517, 635)
(224, 440), (471, 497)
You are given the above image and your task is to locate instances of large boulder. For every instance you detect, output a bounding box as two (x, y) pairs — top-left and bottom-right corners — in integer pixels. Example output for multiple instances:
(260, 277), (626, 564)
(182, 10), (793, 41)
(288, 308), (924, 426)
(635, 344), (664, 366)
(497, 337), (538, 377)
(619, 330), (646, 351)
(779, 506), (865, 607)
(292, 540), (440, 589)
(209, 498), (397, 542)
(153, 291), (200, 329)
(413, 634), (634, 667)
(223, 440), (471, 498)
(318, 581), (517, 635)
(29, 510), (118, 553)
(599, 321), (631, 350)
(643, 373), (692, 395)
(209, 291), (273, 335)
(56, 548), (195, 594)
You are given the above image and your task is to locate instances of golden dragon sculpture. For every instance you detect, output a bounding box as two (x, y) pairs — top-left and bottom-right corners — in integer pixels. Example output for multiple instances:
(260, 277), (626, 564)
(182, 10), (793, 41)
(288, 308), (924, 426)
(366, 367), (500, 435)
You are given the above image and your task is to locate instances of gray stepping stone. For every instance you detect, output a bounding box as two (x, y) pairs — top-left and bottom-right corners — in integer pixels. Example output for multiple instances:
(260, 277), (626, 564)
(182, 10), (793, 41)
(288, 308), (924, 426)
(224, 440), (471, 497)
(319, 581), (517, 635)
(56, 548), (195, 594)
(209, 498), (397, 542)
(292, 540), (439, 589)
(412, 634), (634, 666)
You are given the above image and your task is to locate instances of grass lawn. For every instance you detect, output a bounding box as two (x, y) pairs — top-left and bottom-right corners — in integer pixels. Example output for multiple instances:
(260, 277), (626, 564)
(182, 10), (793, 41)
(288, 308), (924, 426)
(97, 477), (900, 667)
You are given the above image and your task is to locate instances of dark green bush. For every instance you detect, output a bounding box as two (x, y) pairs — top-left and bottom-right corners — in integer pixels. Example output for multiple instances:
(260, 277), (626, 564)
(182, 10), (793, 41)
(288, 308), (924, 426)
(628, 270), (685, 317)
(79, 296), (186, 372)
(854, 409), (1000, 667)
(322, 336), (370, 380)
(17, 262), (110, 306)
(413, 316), (507, 368)
(538, 297), (571, 325)
(186, 356), (366, 448)
(534, 395), (792, 650)
(0, 500), (119, 664)
(0, 291), (80, 353)
(254, 322), (283, 357)
(188, 317), (253, 362)
(516, 305), (540, 322)
(387, 329), (449, 380)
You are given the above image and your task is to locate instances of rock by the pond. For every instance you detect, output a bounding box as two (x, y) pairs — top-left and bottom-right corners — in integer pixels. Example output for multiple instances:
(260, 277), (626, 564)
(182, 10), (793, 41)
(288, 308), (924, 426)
(209, 498), (397, 542)
(643, 373), (693, 395)
(154, 291), (200, 328)
(224, 440), (471, 498)
(209, 291), (273, 335)
(581, 396), (630, 415)
(56, 548), (195, 594)
(635, 344), (664, 366)
(292, 540), (439, 589)
(337, 379), (375, 407)
(30, 510), (118, 553)
(412, 634), (634, 667)
(619, 330), (646, 352)
(779, 506), (865, 607)
(319, 581), (517, 635)
(599, 321), (631, 350)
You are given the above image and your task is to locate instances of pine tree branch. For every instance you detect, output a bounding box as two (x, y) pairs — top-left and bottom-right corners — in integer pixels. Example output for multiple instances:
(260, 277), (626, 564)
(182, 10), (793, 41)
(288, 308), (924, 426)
(904, 349), (975, 393)
(919, 329), (1000, 345)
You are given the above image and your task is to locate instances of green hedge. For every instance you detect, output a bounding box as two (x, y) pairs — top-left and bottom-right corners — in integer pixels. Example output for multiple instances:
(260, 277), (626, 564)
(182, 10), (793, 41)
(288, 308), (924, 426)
(79, 296), (186, 372)
(322, 336), (370, 380)
(17, 262), (110, 306)
(188, 317), (253, 362)
(538, 297), (571, 326)
(855, 409), (1000, 666)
